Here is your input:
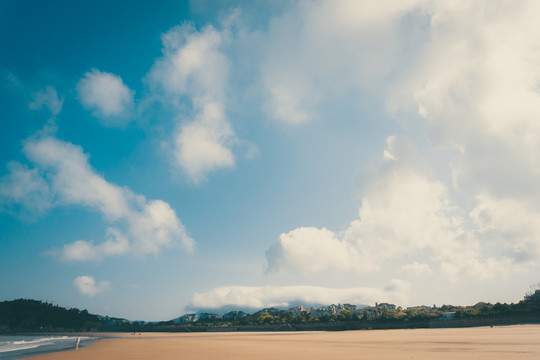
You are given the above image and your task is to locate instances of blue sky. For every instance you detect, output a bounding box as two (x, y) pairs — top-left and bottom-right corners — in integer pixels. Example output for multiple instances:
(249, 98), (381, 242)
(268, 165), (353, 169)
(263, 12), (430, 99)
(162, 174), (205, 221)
(2, 0), (540, 321)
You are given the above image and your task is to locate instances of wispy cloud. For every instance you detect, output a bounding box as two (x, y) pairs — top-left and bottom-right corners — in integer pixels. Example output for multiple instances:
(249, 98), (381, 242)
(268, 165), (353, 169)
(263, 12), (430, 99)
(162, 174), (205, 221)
(0, 161), (53, 216)
(29, 86), (63, 117)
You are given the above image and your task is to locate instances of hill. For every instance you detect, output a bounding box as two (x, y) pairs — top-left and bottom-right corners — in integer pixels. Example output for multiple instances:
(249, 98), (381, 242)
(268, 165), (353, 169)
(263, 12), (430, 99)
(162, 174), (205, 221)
(0, 299), (100, 332)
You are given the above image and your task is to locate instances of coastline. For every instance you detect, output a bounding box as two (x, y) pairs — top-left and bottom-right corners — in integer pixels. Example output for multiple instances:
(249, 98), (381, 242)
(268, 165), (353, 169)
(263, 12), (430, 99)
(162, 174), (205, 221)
(24, 325), (540, 360)
(0, 334), (96, 360)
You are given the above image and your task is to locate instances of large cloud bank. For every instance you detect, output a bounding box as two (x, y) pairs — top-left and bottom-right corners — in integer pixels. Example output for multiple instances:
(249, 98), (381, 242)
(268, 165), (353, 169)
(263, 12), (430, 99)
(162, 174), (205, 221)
(189, 281), (410, 312)
(266, 136), (516, 282)
(263, 0), (540, 289)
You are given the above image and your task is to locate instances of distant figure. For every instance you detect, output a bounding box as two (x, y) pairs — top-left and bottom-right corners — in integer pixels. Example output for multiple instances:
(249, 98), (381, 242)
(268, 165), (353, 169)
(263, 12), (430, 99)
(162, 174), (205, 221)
(76, 336), (81, 350)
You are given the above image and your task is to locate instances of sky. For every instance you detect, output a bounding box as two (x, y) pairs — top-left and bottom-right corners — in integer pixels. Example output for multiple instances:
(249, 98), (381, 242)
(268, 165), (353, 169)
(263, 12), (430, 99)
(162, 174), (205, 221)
(1, 0), (540, 321)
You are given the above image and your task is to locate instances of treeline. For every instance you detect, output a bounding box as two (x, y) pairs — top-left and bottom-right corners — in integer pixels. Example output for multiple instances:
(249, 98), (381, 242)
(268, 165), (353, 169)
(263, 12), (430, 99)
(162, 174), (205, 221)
(2, 293), (540, 333)
(454, 297), (540, 319)
(120, 296), (540, 332)
(139, 294), (540, 331)
(0, 299), (100, 332)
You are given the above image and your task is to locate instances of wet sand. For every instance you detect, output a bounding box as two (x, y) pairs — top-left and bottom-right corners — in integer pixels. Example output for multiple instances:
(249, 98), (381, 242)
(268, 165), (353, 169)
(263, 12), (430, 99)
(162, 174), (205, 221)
(27, 325), (540, 360)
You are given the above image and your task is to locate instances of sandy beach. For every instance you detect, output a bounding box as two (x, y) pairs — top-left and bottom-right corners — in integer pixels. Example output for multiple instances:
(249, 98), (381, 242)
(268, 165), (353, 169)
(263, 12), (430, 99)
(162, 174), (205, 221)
(25, 325), (540, 360)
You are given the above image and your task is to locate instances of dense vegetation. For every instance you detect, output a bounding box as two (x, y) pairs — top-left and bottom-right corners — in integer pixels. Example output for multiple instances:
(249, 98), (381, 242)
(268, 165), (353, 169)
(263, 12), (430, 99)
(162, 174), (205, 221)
(0, 299), (100, 332)
(1, 290), (539, 333)
(170, 298), (540, 329)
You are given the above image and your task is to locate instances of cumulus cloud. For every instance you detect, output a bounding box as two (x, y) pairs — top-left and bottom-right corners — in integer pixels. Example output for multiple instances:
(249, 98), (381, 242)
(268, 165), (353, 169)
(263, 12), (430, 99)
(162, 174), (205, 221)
(174, 102), (235, 182)
(1, 135), (194, 260)
(29, 86), (63, 116)
(256, 0), (540, 290)
(73, 275), (111, 297)
(265, 227), (362, 274)
(77, 69), (134, 125)
(148, 24), (236, 182)
(266, 136), (514, 282)
(189, 281), (410, 312)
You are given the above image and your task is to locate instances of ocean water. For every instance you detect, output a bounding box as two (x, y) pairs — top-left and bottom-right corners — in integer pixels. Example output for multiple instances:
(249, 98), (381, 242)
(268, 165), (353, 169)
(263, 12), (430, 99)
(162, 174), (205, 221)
(0, 335), (94, 359)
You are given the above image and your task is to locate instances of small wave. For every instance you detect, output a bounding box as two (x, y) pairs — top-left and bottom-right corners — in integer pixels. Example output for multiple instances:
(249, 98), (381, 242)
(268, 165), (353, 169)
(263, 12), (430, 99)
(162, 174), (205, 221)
(0, 336), (88, 354)
(0, 341), (54, 353)
(12, 336), (70, 344)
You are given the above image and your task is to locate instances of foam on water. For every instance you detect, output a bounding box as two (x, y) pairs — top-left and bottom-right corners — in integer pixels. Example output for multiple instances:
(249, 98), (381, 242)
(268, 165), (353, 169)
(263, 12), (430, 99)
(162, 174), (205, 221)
(0, 335), (93, 359)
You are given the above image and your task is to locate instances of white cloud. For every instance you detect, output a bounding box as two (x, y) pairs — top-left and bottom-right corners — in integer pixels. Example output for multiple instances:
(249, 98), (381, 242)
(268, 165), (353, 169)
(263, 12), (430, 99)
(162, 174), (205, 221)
(470, 194), (540, 264)
(400, 262), (432, 277)
(265, 136), (514, 282)
(150, 24), (228, 103)
(256, 0), (540, 293)
(400, 0), (540, 280)
(77, 69), (134, 125)
(148, 24), (236, 182)
(174, 102), (234, 182)
(9, 135), (194, 260)
(29, 86), (63, 116)
(265, 227), (361, 274)
(0, 161), (53, 215)
(73, 275), (111, 297)
(405, 1), (540, 201)
(60, 228), (130, 261)
(189, 282), (410, 311)
(259, 0), (428, 124)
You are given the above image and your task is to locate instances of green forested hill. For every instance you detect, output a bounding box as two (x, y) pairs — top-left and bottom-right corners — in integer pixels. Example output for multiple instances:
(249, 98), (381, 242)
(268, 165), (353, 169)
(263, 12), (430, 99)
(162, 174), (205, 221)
(0, 299), (100, 332)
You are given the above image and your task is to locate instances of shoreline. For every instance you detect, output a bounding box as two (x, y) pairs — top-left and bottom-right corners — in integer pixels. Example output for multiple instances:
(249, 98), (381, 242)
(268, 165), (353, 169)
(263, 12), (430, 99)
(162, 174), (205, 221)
(24, 324), (540, 360)
(0, 334), (96, 360)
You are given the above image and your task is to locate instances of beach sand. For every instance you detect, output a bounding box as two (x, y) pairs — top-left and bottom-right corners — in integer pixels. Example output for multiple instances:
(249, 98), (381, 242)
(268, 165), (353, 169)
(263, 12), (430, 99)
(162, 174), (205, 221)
(26, 325), (540, 359)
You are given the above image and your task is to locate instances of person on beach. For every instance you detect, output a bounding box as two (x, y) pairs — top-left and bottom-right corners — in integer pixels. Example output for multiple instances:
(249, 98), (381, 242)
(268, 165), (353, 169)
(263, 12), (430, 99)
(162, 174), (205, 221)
(76, 336), (81, 350)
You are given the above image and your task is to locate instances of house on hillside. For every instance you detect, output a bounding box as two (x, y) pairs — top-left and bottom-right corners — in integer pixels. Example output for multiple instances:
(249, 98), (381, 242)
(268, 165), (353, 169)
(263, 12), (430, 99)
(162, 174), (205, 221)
(473, 302), (490, 309)
(376, 303), (396, 310)
(198, 312), (221, 321)
(179, 314), (198, 323)
(406, 305), (431, 311)
(289, 306), (308, 317)
(309, 306), (334, 317)
(343, 304), (358, 311)
(358, 307), (376, 320)
(222, 310), (248, 320)
(442, 311), (456, 320)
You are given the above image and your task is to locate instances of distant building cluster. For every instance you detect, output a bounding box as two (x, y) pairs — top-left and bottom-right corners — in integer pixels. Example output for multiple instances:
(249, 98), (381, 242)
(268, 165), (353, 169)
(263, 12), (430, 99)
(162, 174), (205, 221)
(175, 311), (249, 323)
(172, 299), (536, 324)
(175, 303), (400, 323)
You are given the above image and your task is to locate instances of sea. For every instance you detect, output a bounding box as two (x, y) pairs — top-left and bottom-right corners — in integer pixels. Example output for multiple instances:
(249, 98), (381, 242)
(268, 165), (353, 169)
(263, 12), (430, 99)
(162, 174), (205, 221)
(0, 335), (95, 359)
